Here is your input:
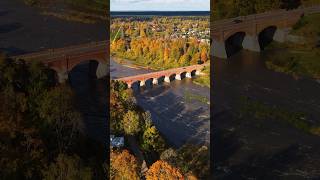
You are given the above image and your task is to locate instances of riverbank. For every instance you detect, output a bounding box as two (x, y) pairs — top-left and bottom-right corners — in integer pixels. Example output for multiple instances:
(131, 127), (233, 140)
(23, 0), (108, 24)
(193, 64), (210, 87)
(112, 54), (211, 87)
(265, 13), (320, 80)
(111, 56), (156, 71)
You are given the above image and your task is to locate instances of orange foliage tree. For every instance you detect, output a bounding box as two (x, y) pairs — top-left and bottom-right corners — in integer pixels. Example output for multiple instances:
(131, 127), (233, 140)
(110, 149), (140, 180)
(146, 160), (184, 180)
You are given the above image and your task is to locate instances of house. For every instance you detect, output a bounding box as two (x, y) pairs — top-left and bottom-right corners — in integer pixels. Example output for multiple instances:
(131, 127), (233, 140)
(110, 135), (124, 148)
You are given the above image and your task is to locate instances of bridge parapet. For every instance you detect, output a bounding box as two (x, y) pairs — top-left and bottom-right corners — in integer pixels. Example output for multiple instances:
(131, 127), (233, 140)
(10, 41), (109, 83)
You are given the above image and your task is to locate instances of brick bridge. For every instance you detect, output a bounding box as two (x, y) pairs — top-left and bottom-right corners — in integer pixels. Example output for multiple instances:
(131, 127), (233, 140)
(115, 64), (207, 88)
(212, 6), (320, 58)
(12, 41), (108, 83)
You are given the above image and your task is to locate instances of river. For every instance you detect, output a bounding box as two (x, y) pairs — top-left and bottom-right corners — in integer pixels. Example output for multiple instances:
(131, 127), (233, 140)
(111, 58), (210, 147)
(213, 50), (320, 179)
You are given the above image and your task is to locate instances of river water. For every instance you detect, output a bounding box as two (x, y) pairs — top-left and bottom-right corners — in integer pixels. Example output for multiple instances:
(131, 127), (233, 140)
(213, 50), (320, 179)
(111, 58), (210, 147)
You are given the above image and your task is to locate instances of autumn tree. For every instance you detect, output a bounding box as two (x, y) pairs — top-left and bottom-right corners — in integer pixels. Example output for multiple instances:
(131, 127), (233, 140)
(110, 150), (140, 180)
(38, 85), (83, 153)
(146, 160), (184, 180)
(200, 48), (208, 63)
(123, 110), (142, 135)
(42, 154), (93, 180)
(110, 80), (135, 134)
(141, 126), (166, 153)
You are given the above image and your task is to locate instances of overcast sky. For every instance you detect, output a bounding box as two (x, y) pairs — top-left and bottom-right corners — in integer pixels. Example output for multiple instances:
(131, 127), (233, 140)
(111, 0), (210, 11)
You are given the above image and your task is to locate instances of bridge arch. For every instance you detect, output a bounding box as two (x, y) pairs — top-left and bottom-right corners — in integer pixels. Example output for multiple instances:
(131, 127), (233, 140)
(180, 71), (187, 79)
(131, 80), (141, 89)
(145, 78), (154, 87)
(169, 73), (177, 81)
(157, 76), (166, 84)
(190, 69), (198, 76)
(68, 60), (100, 85)
(225, 32), (246, 57)
(258, 26), (278, 50)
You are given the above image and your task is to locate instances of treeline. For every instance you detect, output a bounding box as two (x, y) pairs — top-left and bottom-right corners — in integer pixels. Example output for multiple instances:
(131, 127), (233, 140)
(111, 38), (210, 69)
(212, 0), (320, 20)
(111, 17), (209, 39)
(110, 81), (210, 179)
(0, 55), (106, 179)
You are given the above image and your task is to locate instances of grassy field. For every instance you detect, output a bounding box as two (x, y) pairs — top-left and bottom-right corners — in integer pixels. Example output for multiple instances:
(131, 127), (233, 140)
(265, 13), (320, 79)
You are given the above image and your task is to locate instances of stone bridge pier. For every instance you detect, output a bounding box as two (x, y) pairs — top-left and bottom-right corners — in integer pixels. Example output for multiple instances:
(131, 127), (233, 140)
(212, 27), (292, 59)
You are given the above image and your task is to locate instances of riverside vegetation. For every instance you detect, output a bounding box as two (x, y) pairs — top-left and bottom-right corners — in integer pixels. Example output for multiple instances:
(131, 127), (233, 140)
(110, 80), (210, 179)
(265, 13), (320, 79)
(0, 55), (106, 179)
(238, 96), (320, 136)
(24, 0), (108, 23)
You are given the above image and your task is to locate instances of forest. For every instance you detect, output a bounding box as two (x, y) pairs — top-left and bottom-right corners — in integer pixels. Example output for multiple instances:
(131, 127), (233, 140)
(111, 17), (210, 70)
(110, 81), (210, 179)
(0, 55), (106, 179)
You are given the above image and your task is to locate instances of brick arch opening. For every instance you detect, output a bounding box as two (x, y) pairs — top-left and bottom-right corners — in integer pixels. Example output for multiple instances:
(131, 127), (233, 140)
(47, 68), (60, 85)
(191, 69), (197, 76)
(225, 32), (246, 57)
(169, 73), (176, 81)
(145, 78), (154, 87)
(180, 71), (187, 79)
(158, 76), (166, 84)
(68, 60), (100, 86)
(258, 26), (277, 50)
(131, 80), (141, 89)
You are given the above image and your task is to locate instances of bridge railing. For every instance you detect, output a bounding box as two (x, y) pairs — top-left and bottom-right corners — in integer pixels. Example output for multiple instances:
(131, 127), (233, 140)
(12, 40), (108, 60)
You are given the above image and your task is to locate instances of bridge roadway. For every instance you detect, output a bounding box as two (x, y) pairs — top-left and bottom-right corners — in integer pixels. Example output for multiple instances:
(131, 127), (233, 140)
(115, 64), (207, 88)
(11, 41), (109, 83)
(211, 6), (320, 58)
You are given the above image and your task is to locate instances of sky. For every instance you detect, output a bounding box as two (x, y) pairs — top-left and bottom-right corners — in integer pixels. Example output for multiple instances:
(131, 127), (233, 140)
(110, 0), (210, 11)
